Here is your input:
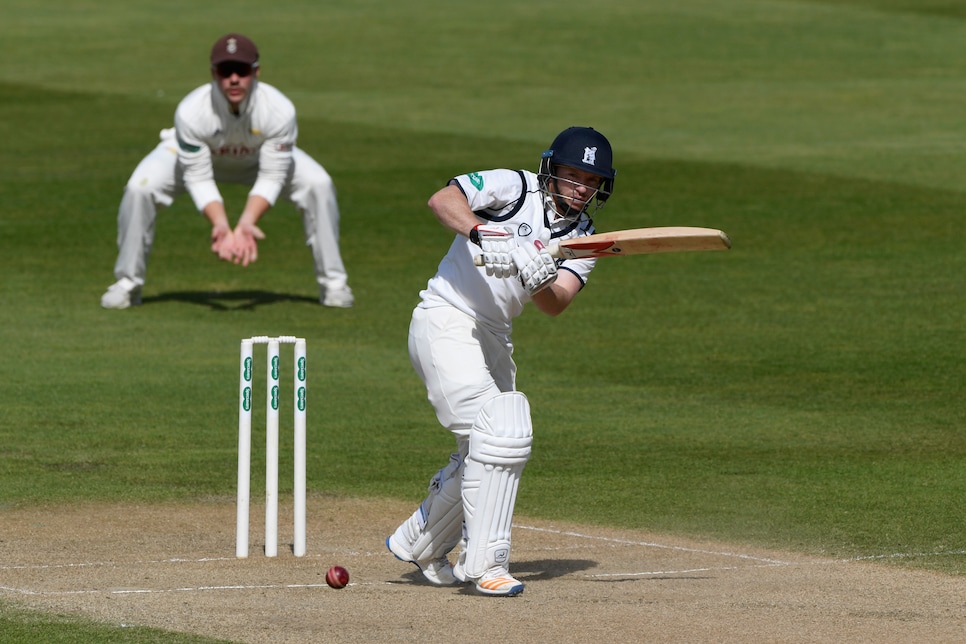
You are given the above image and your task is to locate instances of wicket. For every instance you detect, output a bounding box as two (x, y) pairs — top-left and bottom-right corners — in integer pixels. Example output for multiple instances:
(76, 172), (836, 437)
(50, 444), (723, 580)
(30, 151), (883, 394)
(236, 336), (307, 558)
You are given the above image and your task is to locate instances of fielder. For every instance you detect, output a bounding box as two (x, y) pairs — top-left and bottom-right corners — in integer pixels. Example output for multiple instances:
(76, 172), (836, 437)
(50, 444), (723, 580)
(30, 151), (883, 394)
(386, 126), (617, 596)
(101, 33), (353, 309)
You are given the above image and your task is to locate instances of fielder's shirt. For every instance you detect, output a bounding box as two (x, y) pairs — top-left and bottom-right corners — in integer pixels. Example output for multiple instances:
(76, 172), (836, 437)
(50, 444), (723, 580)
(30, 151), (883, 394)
(174, 80), (297, 212)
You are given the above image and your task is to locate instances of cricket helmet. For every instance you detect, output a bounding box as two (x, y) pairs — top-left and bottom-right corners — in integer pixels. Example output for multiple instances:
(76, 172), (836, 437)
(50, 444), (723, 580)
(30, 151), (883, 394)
(538, 126), (616, 220)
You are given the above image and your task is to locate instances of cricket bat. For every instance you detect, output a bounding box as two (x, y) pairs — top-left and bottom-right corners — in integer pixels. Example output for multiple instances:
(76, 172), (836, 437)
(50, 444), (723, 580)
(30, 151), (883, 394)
(473, 226), (731, 265)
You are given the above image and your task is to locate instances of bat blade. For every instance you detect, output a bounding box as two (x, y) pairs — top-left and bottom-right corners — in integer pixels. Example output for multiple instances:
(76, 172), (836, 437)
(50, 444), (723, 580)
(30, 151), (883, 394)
(551, 226), (731, 259)
(472, 226), (731, 266)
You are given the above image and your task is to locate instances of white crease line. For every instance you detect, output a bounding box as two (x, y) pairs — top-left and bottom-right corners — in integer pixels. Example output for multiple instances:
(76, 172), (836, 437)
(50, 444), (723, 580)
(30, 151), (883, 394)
(0, 555), (333, 572)
(1, 582), (364, 597)
(514, 525), (791, 565)
(842, 550), (966, 562)
(0, 557), (238, 572)
(589, 567), (739, 578)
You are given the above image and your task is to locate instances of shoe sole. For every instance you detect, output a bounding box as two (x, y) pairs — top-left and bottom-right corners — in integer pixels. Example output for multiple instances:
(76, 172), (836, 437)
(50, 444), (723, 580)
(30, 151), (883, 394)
(475, 578), (524, 597)
(101, 291), (141, 310)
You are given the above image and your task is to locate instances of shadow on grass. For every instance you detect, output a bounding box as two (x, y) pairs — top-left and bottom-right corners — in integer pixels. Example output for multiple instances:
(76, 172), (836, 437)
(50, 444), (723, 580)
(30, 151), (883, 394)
(141, 290), (318, 311)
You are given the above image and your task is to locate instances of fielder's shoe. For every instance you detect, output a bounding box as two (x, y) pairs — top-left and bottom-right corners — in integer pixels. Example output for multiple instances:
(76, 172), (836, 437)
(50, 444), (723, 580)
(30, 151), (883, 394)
(385, 535), (459, 586)
(100, 278), (142, 309)
(320, 284), (354, 308)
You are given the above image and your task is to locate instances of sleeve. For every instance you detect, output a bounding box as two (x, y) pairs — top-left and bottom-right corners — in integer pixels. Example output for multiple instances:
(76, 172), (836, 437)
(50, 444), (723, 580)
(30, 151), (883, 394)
(450, 169), (527, 218)
(174, 104), (222, 212)
(249, 104), (297, 206)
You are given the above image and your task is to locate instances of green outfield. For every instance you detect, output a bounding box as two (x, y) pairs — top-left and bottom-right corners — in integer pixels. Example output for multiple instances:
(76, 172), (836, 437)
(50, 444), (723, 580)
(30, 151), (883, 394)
(2, 0), (965, 640)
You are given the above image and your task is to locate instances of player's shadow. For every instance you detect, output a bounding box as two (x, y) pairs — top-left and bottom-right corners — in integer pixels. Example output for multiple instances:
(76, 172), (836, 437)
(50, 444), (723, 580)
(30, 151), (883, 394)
(141, 290), (318, 311)
(393, 559), (597, 589)
(508, 558), (597, 582)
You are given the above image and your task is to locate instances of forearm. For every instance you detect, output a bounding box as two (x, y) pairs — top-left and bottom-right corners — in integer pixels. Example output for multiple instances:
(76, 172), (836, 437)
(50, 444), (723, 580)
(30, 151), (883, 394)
(202, 200), (231, 231)
(530, 271), (580, 316)
(237, 195), (272, 228)
(428, 185), (479, 238)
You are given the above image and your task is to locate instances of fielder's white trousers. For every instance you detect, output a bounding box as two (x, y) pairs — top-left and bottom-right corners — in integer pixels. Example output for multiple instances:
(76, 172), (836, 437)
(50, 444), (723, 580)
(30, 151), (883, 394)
(111, 130), (348, 290)
(408, 305), (516, 443)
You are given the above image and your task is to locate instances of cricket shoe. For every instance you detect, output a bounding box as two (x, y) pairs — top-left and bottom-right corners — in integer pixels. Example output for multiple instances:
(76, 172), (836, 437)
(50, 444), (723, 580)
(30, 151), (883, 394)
(100, 278), (142, 309)
(454, 562), (524, 597)
(385, 535), (459, 586)
(320, 284), (354, 308)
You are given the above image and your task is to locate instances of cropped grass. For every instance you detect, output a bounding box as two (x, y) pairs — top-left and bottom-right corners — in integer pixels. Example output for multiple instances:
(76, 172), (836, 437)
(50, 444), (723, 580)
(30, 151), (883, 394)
(2, 0), (966, 639)
(0, 604), (229, 644)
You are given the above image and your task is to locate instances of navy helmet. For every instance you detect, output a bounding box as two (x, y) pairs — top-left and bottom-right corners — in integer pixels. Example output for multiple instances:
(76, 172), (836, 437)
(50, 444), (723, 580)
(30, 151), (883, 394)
(538, 126), (616, 219)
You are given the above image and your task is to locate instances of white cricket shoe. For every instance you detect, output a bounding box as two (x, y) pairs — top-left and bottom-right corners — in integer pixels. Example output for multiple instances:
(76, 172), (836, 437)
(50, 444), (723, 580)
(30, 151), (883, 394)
(468, 567), (525, 597)
(453, 551), (524, 597)
(385, 535), (459, 586)
(100, 278), (142, 309)
(320, 284), (354, 308)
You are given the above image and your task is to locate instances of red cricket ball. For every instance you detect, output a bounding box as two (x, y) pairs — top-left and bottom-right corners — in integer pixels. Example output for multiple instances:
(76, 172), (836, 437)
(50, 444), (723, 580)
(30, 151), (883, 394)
(325, 565), (350, 589)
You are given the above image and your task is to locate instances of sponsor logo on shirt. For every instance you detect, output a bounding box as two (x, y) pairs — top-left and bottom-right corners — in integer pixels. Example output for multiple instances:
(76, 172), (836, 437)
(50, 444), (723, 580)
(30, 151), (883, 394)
(213, 145), (258, 157)
(468, 172), (484, 190)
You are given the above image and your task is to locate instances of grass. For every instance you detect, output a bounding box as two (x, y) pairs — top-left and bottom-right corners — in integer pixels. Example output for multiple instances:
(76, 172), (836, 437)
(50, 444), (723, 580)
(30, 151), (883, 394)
(2, 0), (965, 639)
(0, 605), (230, 644)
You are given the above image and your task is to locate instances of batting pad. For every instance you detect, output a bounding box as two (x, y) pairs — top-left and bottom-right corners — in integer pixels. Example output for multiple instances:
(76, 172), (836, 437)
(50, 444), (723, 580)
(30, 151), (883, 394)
(406, 452), (464, 562)
(461, 392), (533, 579)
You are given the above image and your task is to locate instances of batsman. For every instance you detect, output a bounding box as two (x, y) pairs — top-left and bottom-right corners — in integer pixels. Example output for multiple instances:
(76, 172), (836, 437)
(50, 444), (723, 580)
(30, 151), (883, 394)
(387, 126), (617, 596)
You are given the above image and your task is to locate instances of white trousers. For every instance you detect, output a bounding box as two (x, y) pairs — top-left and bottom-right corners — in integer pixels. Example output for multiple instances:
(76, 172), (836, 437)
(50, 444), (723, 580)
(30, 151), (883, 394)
(111, 131), (348, 290)
(408, 305), (516, 442)
(397, 305), (517, 562)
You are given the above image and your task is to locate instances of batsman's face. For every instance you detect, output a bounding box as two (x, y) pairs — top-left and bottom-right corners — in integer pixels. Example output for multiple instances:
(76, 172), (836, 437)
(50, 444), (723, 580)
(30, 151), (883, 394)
(212, 62), (259, 107)
(553, 166), (603, 211)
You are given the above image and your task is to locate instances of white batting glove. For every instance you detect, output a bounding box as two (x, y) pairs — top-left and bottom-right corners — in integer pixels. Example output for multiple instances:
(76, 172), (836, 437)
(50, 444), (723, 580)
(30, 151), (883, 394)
(511, 237), (557, 295)
(472, 225), (518, 278)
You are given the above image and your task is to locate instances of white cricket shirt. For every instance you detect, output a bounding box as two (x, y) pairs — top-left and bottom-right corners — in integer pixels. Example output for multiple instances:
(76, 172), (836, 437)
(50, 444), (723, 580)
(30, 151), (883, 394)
(174, 80), (297, 212)
(418, 168), (597, 334)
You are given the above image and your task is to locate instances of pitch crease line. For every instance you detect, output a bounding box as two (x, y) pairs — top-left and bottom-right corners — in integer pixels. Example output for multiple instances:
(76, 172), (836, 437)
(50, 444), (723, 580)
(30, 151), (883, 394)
(514, 525), (790, 565)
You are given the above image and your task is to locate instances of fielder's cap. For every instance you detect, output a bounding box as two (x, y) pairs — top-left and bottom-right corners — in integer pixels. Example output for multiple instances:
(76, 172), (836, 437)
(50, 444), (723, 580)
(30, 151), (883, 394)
(211, 33), (259, 66)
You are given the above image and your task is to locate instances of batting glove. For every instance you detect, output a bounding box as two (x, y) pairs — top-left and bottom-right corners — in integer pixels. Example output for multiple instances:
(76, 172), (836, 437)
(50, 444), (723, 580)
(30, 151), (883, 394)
(511, 238), (557, 295)
(472, 225), (518, 278)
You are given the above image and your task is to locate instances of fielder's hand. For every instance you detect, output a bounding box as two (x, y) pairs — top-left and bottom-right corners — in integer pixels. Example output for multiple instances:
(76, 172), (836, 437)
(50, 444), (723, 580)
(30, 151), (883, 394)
(512, 238), (557, 295)
(472, 225), (518, 278)
(232, 222), (266, 266)
(210, 223), (235, 262)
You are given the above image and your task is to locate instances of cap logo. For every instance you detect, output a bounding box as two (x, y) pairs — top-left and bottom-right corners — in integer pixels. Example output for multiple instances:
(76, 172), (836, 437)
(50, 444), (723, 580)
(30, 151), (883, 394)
(226, 38), (238, 54)
(582, 146), (597, 166)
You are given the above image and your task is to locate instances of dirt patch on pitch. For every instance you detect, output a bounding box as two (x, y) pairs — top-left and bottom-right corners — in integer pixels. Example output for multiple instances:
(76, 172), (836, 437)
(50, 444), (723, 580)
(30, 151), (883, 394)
(1, 497), (963, 642)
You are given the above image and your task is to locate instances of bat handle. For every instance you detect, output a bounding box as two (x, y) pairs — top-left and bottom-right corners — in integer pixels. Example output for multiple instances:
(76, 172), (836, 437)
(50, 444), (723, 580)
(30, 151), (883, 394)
(472, 240), (562, 266)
